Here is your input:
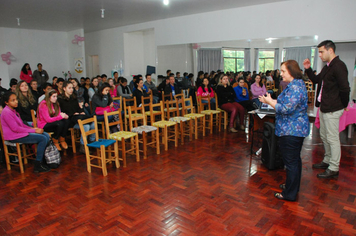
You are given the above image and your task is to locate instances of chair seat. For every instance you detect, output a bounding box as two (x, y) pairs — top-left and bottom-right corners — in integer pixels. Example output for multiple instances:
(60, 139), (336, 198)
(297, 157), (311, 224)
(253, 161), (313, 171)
(131, 125), (157, 134)
(217, 108), (225, 112)
(145, 111), (160, 116)
(4, 141), (17, 147)
(108, 131), (138, 141)
(153, 120), (177, 128)
(184, 113), (205, 119)
(125, 113), (144, 118)
(201, 110), (220, 115)
(169, 117), (190, 122)
(164, 107), (177, 112)
(87, 139), (116, 148)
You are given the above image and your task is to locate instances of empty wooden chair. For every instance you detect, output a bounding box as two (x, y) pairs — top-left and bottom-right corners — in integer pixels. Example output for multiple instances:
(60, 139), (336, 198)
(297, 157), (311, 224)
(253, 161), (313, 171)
(123, 97), (137, 131)
(183, 97), (206, 139)
(197, 95), (221, 134)
(77, 116), (119, 176)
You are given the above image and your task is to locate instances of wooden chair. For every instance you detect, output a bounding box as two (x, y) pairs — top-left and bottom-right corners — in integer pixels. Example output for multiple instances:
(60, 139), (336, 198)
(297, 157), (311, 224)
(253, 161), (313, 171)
(266, 81), (272, 90)
(197, 95), (221, 134)
(150, 101), (178, 151)
(214, 94), (228, 130)
(128, 106), (160, 159)
(123, 97), (137, 131)
(89, 101), (106, 139)
(305, 81), (315, 103)
(182, 97), (206, 139)
(166, 99), (192, 145)
(77, 116), (119, 176)
(104, 109), (140, 167)
(161, 91), (172, 102)
(141, 95), (160, 125)
(0, 120), (36, 173)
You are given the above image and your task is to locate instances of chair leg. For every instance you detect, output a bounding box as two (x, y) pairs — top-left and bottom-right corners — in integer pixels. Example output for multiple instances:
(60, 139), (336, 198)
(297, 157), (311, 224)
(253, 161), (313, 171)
(100, 146), (107, 176)
(180, 122), (184, 145)
(174, 124), (178, 147)
(143, 132), (147, 159)
(164, 127), (168, 151)
(155, 129), (160, 155)
(17, 144), (24, 174)
(121, 139), (127, 167)
(114, 142), (120, 168)
(71, 129), (76, 153)
(194, 118), (198, 140)
(85, 146), (91, 173)
(135, 136), (140, 162)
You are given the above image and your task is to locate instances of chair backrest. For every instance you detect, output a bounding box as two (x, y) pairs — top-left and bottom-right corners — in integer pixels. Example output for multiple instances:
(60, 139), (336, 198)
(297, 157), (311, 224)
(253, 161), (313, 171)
(266, 81), (272, 90)
(31, 109), (37, 128)
(141, 94), (153, 112)
(232, 82), (238, 88)
(174, 92), (184, 101)
(271, 80), (275, 89)
(103, 109), (123, 138)
(0, 120), (7, 148)
(182, 97), (195, 115)
(113, 96), (122, 106)
(162, 91), (172, 101)
(165, 99), (179, 119)
(149, 101), (165, 121)
(78, 116), (99, 144)
(128, 106), (146, 131)
(197, 94), (211, 112)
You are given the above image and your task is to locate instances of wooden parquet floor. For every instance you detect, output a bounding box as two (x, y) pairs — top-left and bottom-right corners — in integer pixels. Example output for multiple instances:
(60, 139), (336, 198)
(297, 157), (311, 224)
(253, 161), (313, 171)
(0, 122), (356, 236)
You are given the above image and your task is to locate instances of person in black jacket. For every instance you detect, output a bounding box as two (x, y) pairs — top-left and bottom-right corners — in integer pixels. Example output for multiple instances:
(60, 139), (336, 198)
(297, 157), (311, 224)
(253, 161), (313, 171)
(303, 40), (350, 179)
(164, 75), (181, 99)
(133, 79), (149, 107)
(15, 80), (38, 126)
(216, 74), (245, 133)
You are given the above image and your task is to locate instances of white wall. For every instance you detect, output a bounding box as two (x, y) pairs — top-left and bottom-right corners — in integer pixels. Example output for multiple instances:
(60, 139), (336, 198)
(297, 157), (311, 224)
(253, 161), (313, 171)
(67, 29), (86, 78)
(84, 0), (356, 81)
(0, 27), (70, 88)
(157, 44), (193, 76)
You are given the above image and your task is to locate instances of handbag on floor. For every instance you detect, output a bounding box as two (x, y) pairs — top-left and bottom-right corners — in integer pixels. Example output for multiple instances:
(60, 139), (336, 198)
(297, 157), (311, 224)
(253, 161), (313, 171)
(44, 140), (61, 168)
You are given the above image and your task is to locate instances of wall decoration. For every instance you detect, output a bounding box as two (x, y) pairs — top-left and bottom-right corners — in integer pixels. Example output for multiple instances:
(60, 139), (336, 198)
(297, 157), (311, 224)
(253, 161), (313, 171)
(1, 52), (16, 65)
(72, 35), (85, 45)
(74, 58), (84, 74)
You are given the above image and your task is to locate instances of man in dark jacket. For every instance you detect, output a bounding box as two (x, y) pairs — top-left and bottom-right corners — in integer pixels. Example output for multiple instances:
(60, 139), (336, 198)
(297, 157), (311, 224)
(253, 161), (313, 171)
(304, 40), (350, 179)
(164, 75), (181, 100)
(32, 63), (49, 88)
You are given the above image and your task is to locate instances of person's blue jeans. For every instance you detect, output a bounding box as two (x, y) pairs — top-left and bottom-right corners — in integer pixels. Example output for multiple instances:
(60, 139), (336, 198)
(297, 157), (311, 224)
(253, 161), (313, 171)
(202, 98), (216, 110)
(279, 135), (305, 201)
(73, 122), (95, 144)
(10, 132), (50, 161)
(96, 115), (113, 122)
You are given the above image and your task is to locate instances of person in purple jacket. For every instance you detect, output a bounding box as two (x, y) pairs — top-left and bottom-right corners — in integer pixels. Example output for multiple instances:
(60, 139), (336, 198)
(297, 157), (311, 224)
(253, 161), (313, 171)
(1, 92), (50, 172)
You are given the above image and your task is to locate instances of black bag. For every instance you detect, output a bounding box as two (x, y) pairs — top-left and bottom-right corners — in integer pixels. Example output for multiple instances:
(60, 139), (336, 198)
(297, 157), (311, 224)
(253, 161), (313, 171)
(44, 140), (61, 167)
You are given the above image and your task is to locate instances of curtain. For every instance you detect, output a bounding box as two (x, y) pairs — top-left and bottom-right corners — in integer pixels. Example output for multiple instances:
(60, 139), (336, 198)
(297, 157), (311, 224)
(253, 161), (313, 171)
(254, 48), (259, 73)
(197, 48), (223, 72)
(244, 48), (251, 71)
(312, 47), (318, 71)
(285, 46), (312, 69)
(274, 48), (279, 69)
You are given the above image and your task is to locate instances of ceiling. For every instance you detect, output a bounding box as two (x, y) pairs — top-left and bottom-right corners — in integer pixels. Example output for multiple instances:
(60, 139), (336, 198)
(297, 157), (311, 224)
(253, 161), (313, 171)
(0, 0), (288, 33)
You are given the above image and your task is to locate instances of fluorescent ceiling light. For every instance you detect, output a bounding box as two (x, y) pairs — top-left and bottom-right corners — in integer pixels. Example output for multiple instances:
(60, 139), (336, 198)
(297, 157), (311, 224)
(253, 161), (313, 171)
(163, 0), (169, 6)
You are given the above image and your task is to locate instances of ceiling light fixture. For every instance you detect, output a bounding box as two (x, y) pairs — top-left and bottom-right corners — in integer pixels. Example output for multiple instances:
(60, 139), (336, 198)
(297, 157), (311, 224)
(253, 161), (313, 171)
(17, 18), (20, 26)
(314, 35), (319, 40)
(101, 9), (105, 19)
(163, 0), (169, 6)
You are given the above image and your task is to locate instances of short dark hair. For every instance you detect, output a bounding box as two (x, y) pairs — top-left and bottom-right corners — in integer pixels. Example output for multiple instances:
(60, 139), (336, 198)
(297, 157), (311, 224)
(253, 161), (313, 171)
(176, 72), (180, 75)
(2, 92), (16, 107)
(146, 74), (151, 78)
(113, 71), (118, 76)
(281, 60), (303, 79)
(56, 78), (65, 83)
(166, 70), (171, 74)
(101, 74), (107, 78)
(37, 63), (42, 67)
(318, 40), (336, 52)
(42, 83), (52, 91)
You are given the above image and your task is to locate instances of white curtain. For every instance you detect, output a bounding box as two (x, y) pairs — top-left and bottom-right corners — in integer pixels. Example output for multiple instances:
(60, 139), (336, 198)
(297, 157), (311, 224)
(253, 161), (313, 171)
(274, 48), (279, 69)
(312, 47), (318, 71)
(244, 48), (251, 71)
(197, 48), (223, 72)
(285, 46), (312, 70)
(254, 48), (259, 72)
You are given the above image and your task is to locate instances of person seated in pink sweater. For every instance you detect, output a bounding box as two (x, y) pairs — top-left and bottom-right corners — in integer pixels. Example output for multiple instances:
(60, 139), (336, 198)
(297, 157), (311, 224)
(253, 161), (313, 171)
(250, 74), (267, 107)
(197, 77), (216, 109)
(20, 63), (33, 84)
(1, 92), (51, 172)
(37, 89), (71, 151)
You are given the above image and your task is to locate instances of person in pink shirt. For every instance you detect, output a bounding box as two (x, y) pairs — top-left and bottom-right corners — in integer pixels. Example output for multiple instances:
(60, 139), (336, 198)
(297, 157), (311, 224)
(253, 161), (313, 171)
(20, 63), (33, 83)
(37, 89), (71, 151)
(108, 78), (117, 98)
(197, 77), (216, 109)
(1, 92), (50, 172)
(250, 74), (266, 107)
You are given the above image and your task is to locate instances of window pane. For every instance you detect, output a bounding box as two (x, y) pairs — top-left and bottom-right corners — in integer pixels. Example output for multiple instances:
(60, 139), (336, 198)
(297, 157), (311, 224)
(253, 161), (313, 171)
(265, 59), (274, 71)
(236, 51), (244, 58)
(224, 58), (236, 72)
(236, 59), (244, 71)
(259, 59), (266, 73)
(259, 50), (275, 58)
(223, 50), (236, 57)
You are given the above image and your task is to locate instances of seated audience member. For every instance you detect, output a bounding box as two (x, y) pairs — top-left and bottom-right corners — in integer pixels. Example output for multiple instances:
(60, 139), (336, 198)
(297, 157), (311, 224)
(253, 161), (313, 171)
(37, 89), (71, 151)
(15, 81), (38, 126)
(197, 77), (216, 110)
(20, 63), (33, 83)
(9, 79), (18, 93)
(113, 72), (119, 85)
(266, 70), (273, 82)
(88, 77), (99, 101)
(144, 74), (159, 103)
(97, 75), (103, 86)
(91, 83), (114, 122)
(117, 77), (133, 99)
(30, 80), (40, 101)
(108, 78), (117, 98)
(195, 71), (204, 87)
(233, 78), (257, 111)
(157, 76), (170, 95)
(133, 79), (149, 107)
(58, 81), (94, 153)
(55, 78), (64, 95)
(51, 76), (58, 90)
(101, 74), (107, 84)
(1, 92), (51, 172)
(80, 77), (85, 86)
(72, 78), (90, 115)
(164, 75), (181, 99)
(274, 69), (281, 89)
(129, 75), (138, 92)
(38, 83), (52, 103)
(216, 74), (245, 133)
(250, 74), (266, 107)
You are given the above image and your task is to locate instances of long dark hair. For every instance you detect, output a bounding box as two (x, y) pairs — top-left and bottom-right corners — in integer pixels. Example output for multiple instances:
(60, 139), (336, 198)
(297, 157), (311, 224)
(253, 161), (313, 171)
(2, 92), (16, 107)
(200, 77), (212, 93)
(255, 75), (263, 87)
(61, 81), (77, 100)
(21, 63), (31, 74)
(96, 82), (112, 104)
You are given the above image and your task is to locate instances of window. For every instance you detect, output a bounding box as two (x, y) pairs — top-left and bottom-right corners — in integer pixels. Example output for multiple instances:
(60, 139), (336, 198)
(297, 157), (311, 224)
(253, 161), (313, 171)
(258, 50), (275, 73)
(310, 47), (316, 68)
(223, 49), (244, 72)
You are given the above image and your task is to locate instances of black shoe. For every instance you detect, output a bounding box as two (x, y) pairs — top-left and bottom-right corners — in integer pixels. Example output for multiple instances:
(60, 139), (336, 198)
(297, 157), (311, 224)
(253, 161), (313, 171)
(47, 163), (59, 169)
(279, 184), (286, 190)
(34, 161), (51, 173)
(317, 169), (339, 178)
(312, 162), (329, 169)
